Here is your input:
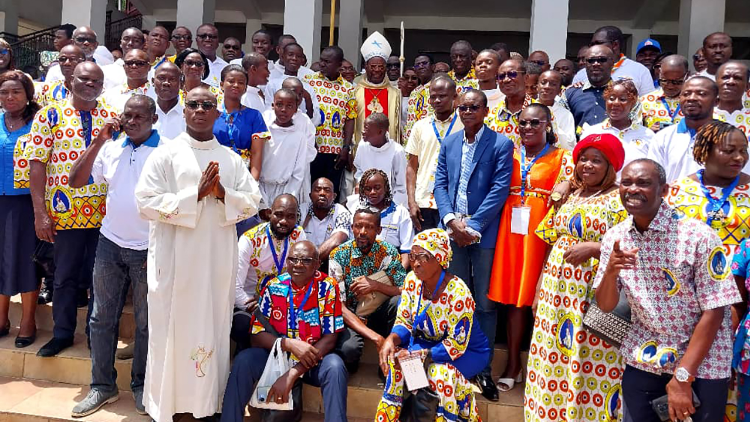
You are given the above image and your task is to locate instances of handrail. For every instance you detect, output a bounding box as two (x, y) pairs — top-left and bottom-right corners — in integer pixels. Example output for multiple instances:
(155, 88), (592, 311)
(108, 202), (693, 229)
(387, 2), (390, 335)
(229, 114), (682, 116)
(104, 12), (143, 51)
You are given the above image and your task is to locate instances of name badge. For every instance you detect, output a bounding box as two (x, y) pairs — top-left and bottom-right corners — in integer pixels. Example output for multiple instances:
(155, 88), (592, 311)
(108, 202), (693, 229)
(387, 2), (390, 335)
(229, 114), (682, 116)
(398, 354), (429, 391)
(511, 206), (531, 235)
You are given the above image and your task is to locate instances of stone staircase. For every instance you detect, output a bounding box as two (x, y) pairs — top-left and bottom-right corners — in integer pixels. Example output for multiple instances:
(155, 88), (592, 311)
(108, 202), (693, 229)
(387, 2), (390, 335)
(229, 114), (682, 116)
(1, 296), (525, 421)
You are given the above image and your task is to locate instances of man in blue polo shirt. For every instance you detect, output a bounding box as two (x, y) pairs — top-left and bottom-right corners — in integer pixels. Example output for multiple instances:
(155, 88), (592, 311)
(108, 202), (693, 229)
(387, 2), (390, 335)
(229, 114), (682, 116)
(67, 95), (164, 417)
(562, 44), (614, 135)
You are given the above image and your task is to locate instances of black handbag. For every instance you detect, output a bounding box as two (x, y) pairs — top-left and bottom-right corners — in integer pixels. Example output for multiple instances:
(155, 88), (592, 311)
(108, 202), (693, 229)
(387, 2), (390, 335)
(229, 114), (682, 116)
(400, 385), (440, 422)
(583, 288), (631, 348)
(31, 241), (55, 278)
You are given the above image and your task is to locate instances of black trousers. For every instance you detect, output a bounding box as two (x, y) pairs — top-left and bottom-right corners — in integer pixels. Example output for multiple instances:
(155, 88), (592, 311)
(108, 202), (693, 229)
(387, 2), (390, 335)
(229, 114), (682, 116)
(334, 295), (400, 373)
(310, 153), (345, 198)
(622, 365), (729, 422)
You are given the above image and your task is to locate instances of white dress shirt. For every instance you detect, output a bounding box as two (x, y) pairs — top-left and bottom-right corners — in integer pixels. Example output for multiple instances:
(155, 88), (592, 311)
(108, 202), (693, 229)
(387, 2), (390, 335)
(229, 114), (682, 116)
(697, 69), (717, 81)
(203, 56), (228, 88)
(102, 59), (126, 91)
(573, 56), (655, 96)
(92, 130), (164, 250)
(241, 85), (267, 113)
(153, 101), (186, 140)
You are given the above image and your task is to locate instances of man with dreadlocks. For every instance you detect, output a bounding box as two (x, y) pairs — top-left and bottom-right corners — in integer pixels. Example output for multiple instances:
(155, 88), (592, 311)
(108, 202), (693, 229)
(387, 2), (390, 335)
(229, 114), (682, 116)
(328, 207), (407, 374)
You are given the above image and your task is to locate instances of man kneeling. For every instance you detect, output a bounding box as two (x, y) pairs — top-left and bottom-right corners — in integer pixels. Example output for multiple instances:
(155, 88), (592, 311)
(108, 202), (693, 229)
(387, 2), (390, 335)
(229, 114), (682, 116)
(221, 241), (347, 422)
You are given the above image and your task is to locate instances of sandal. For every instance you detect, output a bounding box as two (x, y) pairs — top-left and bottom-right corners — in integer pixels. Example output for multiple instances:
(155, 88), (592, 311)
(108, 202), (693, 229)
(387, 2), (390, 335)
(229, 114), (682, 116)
(496, 370), (524, 392)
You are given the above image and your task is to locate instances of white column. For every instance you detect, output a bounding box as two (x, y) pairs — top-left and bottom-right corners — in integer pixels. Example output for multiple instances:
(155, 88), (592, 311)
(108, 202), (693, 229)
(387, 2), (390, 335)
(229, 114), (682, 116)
(176, 0), (216, 37)
(339, 0), (364, 68)
(678, 0), (725, 69)
(61, 0), (108, 43)
(529, 0), (569, 62)
(242, 18), (262, 53)
(0, 0), (18, 35)
(283, 0), (322, 62)
(629, 29), (652, 58)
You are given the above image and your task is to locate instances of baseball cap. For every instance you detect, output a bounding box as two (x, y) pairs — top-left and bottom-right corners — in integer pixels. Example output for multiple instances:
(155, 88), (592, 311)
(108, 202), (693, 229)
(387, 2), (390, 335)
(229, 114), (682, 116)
(637, 38), (662, 54)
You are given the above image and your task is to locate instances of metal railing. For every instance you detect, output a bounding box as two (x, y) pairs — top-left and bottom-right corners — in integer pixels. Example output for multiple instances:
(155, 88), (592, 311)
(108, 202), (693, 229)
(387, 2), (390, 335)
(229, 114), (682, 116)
(104, 11), (143, 51)
(5, 29), (56, 72)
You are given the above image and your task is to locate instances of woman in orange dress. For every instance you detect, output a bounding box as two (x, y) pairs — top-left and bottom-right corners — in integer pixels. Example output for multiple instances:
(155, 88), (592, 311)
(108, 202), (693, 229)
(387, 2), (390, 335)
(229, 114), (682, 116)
(488, 103), (574, 392)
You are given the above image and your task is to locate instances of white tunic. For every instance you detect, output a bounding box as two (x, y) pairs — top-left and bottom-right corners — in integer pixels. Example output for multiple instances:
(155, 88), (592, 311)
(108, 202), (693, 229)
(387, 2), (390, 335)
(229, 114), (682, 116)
(550, 100), (577, 150)
(135, 133), (261, 422)
(241, 85), (267, 113)
(258, 109), (314, 206)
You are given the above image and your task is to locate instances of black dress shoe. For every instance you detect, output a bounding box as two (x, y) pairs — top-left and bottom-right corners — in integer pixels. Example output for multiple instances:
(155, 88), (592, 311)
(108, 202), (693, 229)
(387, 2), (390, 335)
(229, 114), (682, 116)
(476, 373), (499, 402)
(37, 336), (74, 357)
(15, 329), (37, 348)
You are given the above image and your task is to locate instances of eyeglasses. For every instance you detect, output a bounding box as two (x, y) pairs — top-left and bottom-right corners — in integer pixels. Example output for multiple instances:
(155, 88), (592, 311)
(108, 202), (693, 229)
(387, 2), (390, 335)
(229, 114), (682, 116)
(498, 70), (524, 80)
(692, 54), (703, 61)
(58, 56), (81, 63)
(408, 252), (431, 263)
(196, 33), (218, 40)
(185, 100), (216, 110)
(458, 104), (482, 113)
(659, 76), (687, 86)
(529, 60), (547, 67)
(518, 118), (547, 128)
(288, 257), (316, 265)
(124, 60), (149, 67)
(223, 44), (241, 50)
(586, 57), (610, 64)
(172, 35), (192, 41)
(74, 36), (96, 44)
(0, 49), (8, 55)
(184, 60), (205, 68)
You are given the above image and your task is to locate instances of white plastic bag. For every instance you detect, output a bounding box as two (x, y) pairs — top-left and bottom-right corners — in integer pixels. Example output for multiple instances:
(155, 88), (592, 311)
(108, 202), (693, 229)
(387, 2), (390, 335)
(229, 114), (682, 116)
(249, 338), (294, 410)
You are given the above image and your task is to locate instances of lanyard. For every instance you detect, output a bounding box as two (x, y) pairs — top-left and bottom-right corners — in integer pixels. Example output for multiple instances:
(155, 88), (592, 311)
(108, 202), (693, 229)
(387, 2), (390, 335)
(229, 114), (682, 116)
(266, 225), (289, 275)
(432, 114), (458, 144)
(221, 107), (240, 153)
(287, 278), (315, 332)
(659, 98), (681, 122)
(80, 110), (93, 147)
(153, 56), (167, 70)
(410, 270), (446, 349)
(520, 143), (550, 202)
(697, 169), (739, 227)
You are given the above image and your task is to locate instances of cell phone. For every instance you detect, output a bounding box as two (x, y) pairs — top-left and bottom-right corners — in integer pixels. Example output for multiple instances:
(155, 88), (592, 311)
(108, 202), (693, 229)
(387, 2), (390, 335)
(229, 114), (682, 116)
(650, 389), (701, 421)
(256, 386), (269, 402)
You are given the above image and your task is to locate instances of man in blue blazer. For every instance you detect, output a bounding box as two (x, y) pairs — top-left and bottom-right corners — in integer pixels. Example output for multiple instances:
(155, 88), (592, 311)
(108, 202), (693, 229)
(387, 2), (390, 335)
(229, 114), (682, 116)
(434, 87), (513, 401)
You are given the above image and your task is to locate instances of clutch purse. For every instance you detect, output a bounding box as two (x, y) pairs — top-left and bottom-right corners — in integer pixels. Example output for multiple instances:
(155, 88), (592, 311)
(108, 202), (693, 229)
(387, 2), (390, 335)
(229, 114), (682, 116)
(650, 389), (701, 421)
(583, 289), (631, 348)
(355, 270), (393, 317)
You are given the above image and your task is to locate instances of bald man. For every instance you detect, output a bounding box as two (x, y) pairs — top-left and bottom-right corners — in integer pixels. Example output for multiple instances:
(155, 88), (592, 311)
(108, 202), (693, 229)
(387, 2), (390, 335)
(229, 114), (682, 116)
(102, 49), (154, 112)
(36, 44), (86, 107)
(714, 61), (750, 138)
(136, 86), (261, 421)
(449, 40), (479, 92)
(640, 54), (689, 131)
(528, 50), (551, 72)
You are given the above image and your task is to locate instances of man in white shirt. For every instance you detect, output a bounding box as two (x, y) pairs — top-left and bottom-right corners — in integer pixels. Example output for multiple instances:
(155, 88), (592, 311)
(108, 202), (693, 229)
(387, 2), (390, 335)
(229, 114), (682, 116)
(269, 34), (315, 82)
(101, 27), (145, 91)
(151, 62), (185, 139)
(572, 25), (655, 96)
(537, 70), (576, 150)
(697, 32), (732, 81)
(353, 113), (407, 206)
(405, 75), (462, 231)
(239, 52), (270, 112)
(68, 95), (163, 417)
(195, 24), (227, 88)
(713, 61), (750, 139)
(102, 49), (154, 113)
(300, 178), (352, 264)
(647, 76), (720, 183)
(264, 43), (318, 121)
(46, 26), (103, 83)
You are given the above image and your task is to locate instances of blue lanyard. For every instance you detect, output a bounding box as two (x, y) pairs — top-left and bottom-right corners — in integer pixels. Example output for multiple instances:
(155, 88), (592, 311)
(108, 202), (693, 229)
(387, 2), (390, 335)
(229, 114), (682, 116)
(431, 114), (458, 144)
(520, 143), (550, 203)
(380, 202), (396, 219)
(659, 98), (681, 122)
(80, 111), (93, 147)
(697, 169), (739, 227)
(221, 107), (240, 152)
(410, 270), (446, 349)
(287, 278), (315, 332)
(153, 56), (167, 70)
(266, 225), (289, 274)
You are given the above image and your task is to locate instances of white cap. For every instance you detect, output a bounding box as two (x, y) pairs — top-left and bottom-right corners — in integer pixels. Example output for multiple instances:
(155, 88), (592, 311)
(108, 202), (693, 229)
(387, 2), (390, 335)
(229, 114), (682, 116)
(360, 31), (392, 63)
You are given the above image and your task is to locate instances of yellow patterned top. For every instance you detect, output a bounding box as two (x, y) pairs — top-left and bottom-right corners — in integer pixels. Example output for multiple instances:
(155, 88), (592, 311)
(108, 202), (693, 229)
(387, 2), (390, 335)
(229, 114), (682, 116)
(640, 87), (683, 130)
(304, 72), (358, 154)
(26, 99), (117, 230)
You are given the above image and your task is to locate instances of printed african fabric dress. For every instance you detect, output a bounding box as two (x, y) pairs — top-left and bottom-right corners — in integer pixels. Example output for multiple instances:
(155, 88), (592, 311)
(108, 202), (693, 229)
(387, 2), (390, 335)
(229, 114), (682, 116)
(666, 176), (750, 422)
(732, 240), (750, 422)
(525, 189), (627, 422)
(375, 272), (491, 422)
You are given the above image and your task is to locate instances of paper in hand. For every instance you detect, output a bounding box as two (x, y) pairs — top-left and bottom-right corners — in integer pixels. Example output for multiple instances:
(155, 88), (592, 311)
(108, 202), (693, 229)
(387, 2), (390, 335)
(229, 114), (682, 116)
(398, 354), (429, 391)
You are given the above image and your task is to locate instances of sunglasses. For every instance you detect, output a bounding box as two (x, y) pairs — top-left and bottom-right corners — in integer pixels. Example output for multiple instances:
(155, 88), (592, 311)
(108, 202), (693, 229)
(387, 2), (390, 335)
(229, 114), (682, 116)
(288, 257), (316, 265)
(172, 35), (192, 41)
(184, 60), (205, 68)
(458, 104), (482, 113)
(58, 56), (81, 63)
(659, 76), (687, 86)
(586, 57), (610, 64)
(0, 48), (8, 55)
(518, 118), (547, 128)
(124, 60), (149, 67)
(75, 36), (96, 44)
(196, 33), (218, 40)
(185, 100), (216, 111)
(223, 44), (241, 50)
(498, 70), (524, 80)
(414, 62), (430, 69)
(529, 60), (547, 67)
(693, 54), (703, 61)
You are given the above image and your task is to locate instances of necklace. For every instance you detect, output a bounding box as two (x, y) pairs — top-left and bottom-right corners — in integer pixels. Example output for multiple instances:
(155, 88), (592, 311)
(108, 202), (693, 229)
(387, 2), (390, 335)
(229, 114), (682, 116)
(5, 114), (24, 131)
(367, 88), (386, 114)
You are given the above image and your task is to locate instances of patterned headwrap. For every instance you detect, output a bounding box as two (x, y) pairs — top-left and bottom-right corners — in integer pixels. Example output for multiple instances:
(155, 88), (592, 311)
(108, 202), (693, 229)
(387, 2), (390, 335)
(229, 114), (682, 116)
(412, 229), (453, 269)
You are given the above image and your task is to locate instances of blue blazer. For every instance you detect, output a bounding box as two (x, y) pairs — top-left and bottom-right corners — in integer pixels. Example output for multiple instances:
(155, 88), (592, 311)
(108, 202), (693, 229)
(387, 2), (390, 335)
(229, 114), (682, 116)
(433, 125), (513, 248)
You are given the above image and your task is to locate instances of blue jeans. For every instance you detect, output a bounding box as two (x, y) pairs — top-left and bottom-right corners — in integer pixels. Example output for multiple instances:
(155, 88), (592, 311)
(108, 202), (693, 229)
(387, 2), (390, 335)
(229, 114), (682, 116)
(221, 347), (348, 422)
(622, 365), (729, 422)
(89, 235), (148, 393)
(448, 242), (496, 376)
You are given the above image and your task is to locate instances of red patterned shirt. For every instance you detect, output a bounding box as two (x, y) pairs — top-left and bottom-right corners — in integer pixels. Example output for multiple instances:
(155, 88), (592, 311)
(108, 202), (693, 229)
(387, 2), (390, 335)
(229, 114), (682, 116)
(594, 202), (741, 379)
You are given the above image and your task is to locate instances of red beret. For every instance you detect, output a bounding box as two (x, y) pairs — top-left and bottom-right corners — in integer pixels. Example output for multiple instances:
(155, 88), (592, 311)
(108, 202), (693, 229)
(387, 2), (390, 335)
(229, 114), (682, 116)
(573, 133), (626, 172)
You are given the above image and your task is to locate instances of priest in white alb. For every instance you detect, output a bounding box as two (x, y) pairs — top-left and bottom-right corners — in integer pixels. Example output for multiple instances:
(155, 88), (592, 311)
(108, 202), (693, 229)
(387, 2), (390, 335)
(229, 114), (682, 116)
(135, 86), (261, 422)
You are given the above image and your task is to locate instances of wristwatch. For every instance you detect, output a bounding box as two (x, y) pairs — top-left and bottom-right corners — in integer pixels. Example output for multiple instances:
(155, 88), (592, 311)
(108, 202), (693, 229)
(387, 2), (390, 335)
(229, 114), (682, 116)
(675, 367), (695, 383)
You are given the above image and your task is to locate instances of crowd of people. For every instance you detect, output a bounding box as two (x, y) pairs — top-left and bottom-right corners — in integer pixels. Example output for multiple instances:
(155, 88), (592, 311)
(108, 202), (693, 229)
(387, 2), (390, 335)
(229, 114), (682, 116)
(0, 19), (750, 422)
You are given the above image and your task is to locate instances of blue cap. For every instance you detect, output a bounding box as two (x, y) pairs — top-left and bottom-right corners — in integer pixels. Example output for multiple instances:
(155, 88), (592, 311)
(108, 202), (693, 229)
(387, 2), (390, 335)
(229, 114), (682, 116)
(637, 38), (662, 54)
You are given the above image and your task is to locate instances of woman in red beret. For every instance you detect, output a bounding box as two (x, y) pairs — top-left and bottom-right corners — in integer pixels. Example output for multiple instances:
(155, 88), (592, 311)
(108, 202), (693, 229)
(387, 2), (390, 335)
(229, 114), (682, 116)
(524, 133), (629, 422)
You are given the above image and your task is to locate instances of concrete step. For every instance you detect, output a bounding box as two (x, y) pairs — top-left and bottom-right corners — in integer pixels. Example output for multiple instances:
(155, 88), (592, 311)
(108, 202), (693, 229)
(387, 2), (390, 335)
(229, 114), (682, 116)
(9, 295), (136, 340)
(0, 328), (524, 420)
